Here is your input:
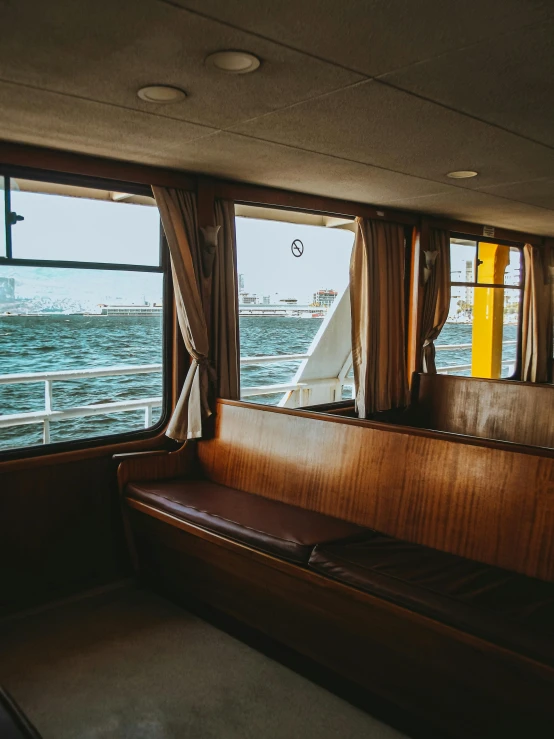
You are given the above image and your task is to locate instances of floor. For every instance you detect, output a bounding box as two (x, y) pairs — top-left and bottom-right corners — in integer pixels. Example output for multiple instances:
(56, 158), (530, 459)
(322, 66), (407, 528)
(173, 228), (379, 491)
(0, 585), (409, 739)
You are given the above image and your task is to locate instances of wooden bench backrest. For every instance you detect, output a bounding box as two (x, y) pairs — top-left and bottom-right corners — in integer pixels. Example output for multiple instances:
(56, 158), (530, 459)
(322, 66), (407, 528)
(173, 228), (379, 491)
(198, 400), (554, 582)
(412, 373), (554, 448)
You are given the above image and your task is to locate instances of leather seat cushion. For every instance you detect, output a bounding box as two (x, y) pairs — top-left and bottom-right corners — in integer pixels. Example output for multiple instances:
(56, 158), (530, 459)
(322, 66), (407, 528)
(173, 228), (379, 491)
(309, 533), (554, 666)
(126, 479), (368, 564)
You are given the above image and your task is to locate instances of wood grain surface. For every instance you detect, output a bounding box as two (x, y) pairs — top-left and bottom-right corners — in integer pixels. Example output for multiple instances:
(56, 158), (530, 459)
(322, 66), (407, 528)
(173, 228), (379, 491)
(413, 373), (554, 448)
(197, 401), (554, 581)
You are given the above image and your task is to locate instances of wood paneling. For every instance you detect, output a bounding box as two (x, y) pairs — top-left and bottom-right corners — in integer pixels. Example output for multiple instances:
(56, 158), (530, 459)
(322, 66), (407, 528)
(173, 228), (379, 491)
(130, 509), (554, 739)
(0, 454), (132, 616)
(429, 216), (544, 247)
(0, 141), (197, 189)
(197, 400), (554, 581)
(115, 443), (197, 492)
(214, 179), (418, 225)
(413, 373), (554, 448)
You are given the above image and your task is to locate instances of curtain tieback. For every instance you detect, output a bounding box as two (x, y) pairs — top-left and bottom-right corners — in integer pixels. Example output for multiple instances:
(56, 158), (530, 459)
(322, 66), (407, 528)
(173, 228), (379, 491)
(195, 356), (217, 382)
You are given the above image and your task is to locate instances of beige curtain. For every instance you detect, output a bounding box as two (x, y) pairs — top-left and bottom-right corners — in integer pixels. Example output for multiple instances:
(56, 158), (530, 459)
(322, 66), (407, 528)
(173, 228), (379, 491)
(153, 187), (209, 440)
(213, 200), (240, 399)
(420, 229), (451, 373)
(521, 244), (553, 383)
(350, 217), (409, 417)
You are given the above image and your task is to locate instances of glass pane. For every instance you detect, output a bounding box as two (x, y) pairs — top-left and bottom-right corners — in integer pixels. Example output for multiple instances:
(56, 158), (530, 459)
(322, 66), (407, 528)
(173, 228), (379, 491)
(437, 286), (519, 378)
(236, 210), (355, 407)
(504, 246), (523, 286)
(450, 238), (476, 284)
(0, 264), (164, 452)
(0, 176), (6, 258)
(10, 178), (160, 266)
(476, 243), (522, 286)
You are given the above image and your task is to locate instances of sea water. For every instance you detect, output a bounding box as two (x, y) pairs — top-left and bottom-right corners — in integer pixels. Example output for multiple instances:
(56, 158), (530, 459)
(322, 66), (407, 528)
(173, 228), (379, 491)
(0, 316), (517, 451)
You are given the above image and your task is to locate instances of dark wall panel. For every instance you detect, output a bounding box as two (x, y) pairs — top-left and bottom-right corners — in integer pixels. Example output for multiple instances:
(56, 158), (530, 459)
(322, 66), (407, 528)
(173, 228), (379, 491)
(0, 455), (131, 616)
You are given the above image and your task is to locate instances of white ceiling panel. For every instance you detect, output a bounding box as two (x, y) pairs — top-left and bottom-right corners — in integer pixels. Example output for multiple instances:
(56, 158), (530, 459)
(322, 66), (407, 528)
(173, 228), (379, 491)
(380, 21), (554, 147)
(232, 80), (554, 189)
(390, 187), (554, 236)
(0, 0), (553, 234)
(0, 81), (214, 165)
(477, 179), (554, 210)
(163, 132), (454, 203)
(172, 0), (554, 76)
(0, 0), (362, 130)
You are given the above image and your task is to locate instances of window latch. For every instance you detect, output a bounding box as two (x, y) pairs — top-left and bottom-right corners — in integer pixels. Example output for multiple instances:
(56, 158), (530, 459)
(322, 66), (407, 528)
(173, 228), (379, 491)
(9, 211), (24, 225)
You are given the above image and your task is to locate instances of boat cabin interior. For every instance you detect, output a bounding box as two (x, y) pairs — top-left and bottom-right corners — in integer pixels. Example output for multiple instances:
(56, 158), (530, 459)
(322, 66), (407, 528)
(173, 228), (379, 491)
(2, 2), (554, 738)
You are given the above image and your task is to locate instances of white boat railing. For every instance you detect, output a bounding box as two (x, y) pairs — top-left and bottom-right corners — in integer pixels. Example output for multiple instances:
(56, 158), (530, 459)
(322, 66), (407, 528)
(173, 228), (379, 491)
(240, 353), (310, 366)
(0, 337), (520, 443)
(435, 340), (516, 375)
(239, 340), (518, 399)
(0, 364), (163, 444)
(240, 354), (341, 401)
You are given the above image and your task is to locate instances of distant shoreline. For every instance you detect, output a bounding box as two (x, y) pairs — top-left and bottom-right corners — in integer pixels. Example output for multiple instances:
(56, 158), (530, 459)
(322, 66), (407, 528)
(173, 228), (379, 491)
(1, 313), (519, 325)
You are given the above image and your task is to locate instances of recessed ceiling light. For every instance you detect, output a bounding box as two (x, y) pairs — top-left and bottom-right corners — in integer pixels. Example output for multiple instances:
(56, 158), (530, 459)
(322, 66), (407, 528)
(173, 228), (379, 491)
(205, 50), (261, 74)
(137, 85), (187, 103)
(446, 170), (479, 179)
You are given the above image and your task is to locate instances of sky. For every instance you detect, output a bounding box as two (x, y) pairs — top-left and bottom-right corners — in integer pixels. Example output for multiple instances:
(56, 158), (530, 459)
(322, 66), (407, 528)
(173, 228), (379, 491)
(8, 189), (160, 265)
(235, 217), (354, 303)
(2, 188), (355, 308)
(2, 188), (521, 314)
(1, 189), (162, 309)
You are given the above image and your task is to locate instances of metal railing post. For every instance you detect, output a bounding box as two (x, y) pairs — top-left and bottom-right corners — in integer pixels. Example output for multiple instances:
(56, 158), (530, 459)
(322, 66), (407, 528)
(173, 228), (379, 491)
(144, 405), (152, 428)
(43, 379), (52, 444)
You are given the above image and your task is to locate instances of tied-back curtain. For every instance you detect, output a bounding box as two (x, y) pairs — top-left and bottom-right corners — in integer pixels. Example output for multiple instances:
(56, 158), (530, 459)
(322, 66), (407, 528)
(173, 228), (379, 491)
(350, 217), (409, 417)
(153, 187), (209, 440)
(213, 200), (240, 400)
(420, 229), (451, 373)
(521, 244), (553, 383)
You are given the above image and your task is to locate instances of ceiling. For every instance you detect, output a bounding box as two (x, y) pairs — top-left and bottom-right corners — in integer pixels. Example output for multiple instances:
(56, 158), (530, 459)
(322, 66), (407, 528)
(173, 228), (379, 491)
(1, 0), (554, 234)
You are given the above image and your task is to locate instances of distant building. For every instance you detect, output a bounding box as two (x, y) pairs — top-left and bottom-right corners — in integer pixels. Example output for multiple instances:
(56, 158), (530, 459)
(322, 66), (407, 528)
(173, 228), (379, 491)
(312, 289), (337, 308)
(239, 292), (258, 305)
(239, 274), (245, 291)
(262, 295), (271, 305)
(0, 277), (15, 302)
(98, 304), (162, 316)
(465, 261), (474, 307)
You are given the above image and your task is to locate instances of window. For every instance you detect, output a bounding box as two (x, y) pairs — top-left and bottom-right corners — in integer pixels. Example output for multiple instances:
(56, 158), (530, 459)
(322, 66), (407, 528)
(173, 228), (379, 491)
(235, 206), (355, 408)
(0, 173), (167, 454)
(435, 237), (523, 379)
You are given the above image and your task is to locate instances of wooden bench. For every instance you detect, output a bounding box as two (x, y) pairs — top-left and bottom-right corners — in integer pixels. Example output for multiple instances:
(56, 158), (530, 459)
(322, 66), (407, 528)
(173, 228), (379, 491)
(117, 400), (554, 738)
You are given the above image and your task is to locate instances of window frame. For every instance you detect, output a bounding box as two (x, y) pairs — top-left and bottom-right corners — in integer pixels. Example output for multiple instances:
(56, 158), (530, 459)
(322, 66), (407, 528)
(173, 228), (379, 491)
(448, 232), (525, 381)
(0, 165), (172, 461)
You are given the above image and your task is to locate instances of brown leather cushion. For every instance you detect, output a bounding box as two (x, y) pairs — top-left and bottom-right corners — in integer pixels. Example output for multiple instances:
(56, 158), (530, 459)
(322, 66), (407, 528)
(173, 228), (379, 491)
(0, 689), (42, 739)
(309, 533), (554, 666)
(126, 479), (368, 564)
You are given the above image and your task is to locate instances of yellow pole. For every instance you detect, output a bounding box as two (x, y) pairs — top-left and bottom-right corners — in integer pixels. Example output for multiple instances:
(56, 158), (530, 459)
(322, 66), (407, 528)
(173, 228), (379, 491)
(471, 244), (510, 378)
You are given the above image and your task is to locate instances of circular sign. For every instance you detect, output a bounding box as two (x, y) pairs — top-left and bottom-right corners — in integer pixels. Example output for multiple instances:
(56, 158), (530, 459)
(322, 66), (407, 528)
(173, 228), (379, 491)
(291, 239), (304, 257)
